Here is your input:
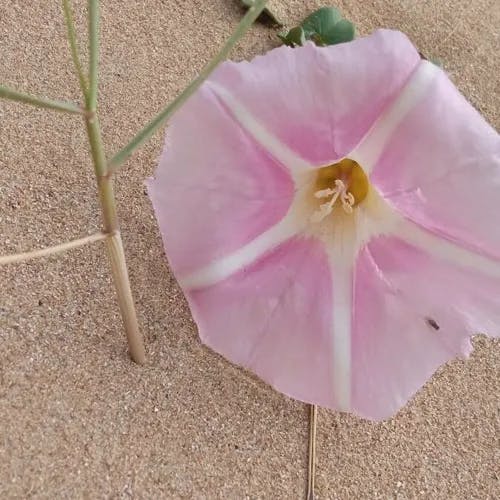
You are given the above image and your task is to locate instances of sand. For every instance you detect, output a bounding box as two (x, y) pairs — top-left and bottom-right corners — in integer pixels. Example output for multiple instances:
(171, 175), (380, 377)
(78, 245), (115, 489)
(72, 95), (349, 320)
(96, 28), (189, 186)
(0, 0), (498, 498)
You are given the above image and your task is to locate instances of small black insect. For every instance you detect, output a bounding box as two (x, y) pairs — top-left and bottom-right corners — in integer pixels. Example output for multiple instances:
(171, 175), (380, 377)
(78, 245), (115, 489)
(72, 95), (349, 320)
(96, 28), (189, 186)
(425, 317), (440, 331)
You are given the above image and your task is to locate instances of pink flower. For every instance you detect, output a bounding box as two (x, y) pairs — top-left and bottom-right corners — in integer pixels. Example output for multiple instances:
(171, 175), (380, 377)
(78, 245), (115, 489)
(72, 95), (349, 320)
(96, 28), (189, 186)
(148, 30), (500, 420)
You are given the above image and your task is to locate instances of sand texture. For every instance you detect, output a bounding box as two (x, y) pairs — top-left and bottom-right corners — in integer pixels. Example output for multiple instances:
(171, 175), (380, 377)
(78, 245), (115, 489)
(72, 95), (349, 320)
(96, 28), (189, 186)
(1, 0), (499, 498)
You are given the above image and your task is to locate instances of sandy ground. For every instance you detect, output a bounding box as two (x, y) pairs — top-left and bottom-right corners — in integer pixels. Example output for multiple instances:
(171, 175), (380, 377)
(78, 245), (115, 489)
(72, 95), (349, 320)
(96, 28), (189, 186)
(0, 1), (499, 498)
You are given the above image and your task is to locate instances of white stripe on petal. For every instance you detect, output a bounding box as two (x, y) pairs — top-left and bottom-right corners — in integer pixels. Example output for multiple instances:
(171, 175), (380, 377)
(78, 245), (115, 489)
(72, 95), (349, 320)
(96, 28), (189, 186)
(350, 61), (439, 174)
(329, 254), (353, 412)
(396, 217), (500, 278)
(207, 81), (311, 178)
(179, 212), (303, 290)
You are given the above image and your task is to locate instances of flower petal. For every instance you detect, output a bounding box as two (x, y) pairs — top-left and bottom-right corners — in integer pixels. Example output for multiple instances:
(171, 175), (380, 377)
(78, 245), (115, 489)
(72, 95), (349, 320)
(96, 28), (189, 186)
(179, 211), (302, 290)
(328, 254), (353, 412)
(147, 85), (295, 276)
(371, 66), (500, 259)
(211, 30), (420, 165)
(352, 235), (500, 421)
(187, 237), (339, 407)
(350, 61), (439, 173)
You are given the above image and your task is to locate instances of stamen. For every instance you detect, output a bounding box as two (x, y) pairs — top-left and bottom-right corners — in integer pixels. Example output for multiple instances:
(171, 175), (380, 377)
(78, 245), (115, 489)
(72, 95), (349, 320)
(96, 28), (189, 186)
(314, 188), (336, 199)
(344, 192), (355, 205)
(340, 191), (355, 214)
(311, 179), (355, 222)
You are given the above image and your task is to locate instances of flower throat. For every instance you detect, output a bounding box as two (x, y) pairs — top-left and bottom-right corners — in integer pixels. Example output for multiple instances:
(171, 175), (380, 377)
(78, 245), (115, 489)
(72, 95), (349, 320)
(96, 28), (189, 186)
(311, 158), (369, 222)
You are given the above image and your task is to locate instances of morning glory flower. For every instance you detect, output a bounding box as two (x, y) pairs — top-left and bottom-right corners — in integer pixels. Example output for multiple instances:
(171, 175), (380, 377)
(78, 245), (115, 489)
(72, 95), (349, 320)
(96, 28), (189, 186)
(148, 30), (500, 420)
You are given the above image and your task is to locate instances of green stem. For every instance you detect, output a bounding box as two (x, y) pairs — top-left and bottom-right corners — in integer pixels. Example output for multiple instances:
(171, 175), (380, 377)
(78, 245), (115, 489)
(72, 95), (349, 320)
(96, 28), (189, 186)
(62, 0), (88, 97)
(0, 84), (83, 114)
(87, 0), (99, 110)
(85, 114), (116, 229)
(108, 0), (268, 172)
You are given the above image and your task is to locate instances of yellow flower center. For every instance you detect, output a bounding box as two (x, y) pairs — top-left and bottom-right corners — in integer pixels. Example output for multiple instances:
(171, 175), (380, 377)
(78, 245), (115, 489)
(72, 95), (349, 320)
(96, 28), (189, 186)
(311, 159), (369, 222)
(315, 158), (369, 204)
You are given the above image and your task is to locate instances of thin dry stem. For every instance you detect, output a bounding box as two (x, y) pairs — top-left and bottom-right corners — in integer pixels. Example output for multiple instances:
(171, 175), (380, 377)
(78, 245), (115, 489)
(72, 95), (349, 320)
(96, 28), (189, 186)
(0, 232), (108, 266)
(105, 231), (146, 364)
(307, 404), (318, 500)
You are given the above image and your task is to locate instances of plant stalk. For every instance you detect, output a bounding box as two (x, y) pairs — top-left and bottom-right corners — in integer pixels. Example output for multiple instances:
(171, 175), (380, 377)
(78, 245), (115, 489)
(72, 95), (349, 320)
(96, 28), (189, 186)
(84, 111), (145, 364)
(84, 0), (145, 364)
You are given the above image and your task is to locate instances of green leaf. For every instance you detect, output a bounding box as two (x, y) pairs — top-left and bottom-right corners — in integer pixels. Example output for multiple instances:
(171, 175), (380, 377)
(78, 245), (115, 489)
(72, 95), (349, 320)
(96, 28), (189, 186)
(318, 18), (355, 45)
(301, 6), (343, 38)
(277, 6), (356, 48)
(278, 26), (306, 47)
(240, 0), (284, 26)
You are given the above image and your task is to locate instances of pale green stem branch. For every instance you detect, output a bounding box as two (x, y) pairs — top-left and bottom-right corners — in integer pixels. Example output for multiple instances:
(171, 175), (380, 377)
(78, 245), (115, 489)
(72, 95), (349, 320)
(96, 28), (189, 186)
(108, 0), (268, 172)
(0, 84), (83, 114)
(0, 232), (108, 266)
(62, 0), (89, 97)
(87, 0), (99, 111)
